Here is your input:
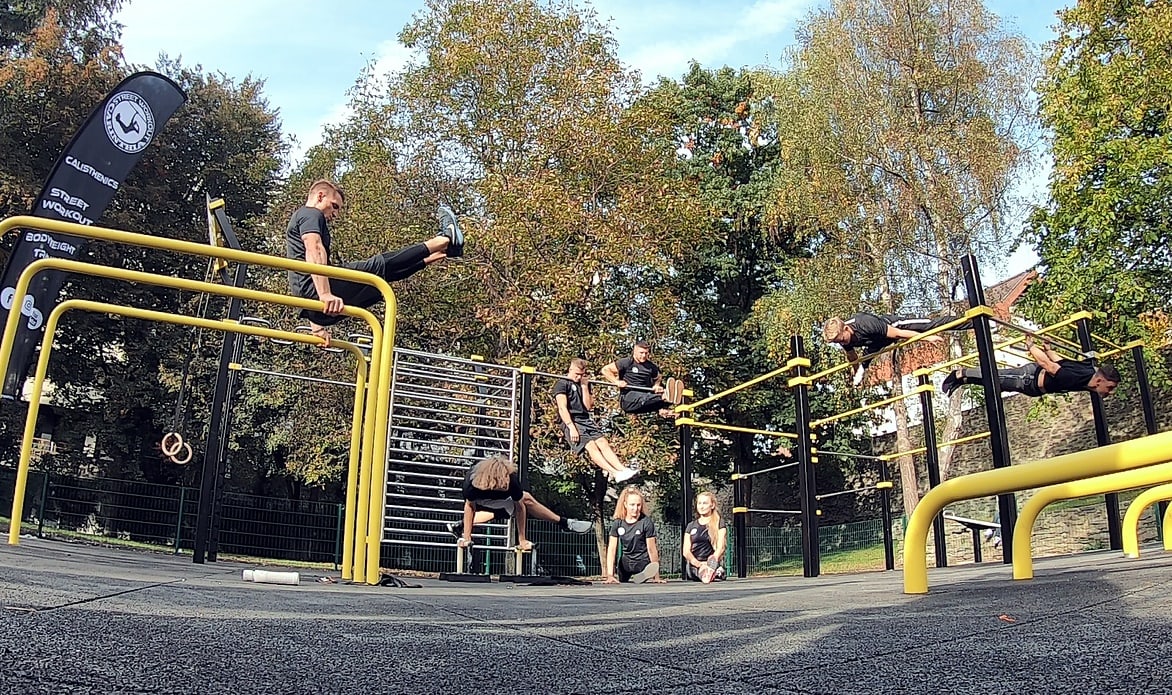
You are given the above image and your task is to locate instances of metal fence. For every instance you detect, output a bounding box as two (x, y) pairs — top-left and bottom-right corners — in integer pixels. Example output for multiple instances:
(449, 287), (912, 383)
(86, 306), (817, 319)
(2, 466), (905, 576)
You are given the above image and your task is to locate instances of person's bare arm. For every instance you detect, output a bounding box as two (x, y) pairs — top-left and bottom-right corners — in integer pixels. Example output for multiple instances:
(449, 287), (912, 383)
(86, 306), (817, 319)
(601, 361), (626, 388)
(647, 537), (664, 581)
(301, 233), (343, 315)
(1027, 337), (1063, 375)
(604, 537), (619, 583)
(682, 532), (700, 570)
(843, 347), (860, 363)
(580, 380), (594, 410)
(458, 501), (475, 547)
(554, 393), (579, 443)
(713, 526), (728, 560)
(886, 324), (943, 344)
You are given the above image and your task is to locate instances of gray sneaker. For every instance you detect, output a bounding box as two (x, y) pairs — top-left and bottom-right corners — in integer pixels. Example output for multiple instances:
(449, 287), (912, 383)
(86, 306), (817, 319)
(563, 518), (592, 534)
(630, 561), (659, 584)
(438, 205), (464, 257)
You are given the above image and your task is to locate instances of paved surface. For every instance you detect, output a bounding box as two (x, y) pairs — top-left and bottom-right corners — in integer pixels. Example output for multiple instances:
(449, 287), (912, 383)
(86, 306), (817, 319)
(1, 537), (1169, 694)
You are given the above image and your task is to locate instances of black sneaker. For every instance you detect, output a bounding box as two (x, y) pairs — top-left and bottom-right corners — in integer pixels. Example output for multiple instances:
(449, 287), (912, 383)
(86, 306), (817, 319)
(941, 371), (960, 397)
(438, 205), (464, 258)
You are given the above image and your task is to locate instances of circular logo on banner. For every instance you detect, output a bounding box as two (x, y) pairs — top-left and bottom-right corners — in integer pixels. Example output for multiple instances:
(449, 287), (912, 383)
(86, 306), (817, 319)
(104, 92), (156, 153)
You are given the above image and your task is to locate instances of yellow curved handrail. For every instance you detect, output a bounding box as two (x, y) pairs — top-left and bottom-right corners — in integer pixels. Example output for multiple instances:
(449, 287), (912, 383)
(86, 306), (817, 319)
(1121, 482), (1172, 559)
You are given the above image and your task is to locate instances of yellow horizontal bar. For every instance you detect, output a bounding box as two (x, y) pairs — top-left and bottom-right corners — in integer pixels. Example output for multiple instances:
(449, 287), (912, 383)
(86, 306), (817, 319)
(880, 431), (991, 461)
(811, 384), (933, 428)
(228, 362), (242, 370)
(787, 376), (813, 388)
(915, 312), (1095, 377)
(681, 364), (789, 412)
(733, 506), (749, 514)
(684, 420), (799, 439)
(1091, 332), (1126, 351)
(786, 357), (811, 369)
(1096, 340), (1145, 361)
(520, 365), (536, 374)
(875, 481), (894, 489)
(987, 313), (1091, 354)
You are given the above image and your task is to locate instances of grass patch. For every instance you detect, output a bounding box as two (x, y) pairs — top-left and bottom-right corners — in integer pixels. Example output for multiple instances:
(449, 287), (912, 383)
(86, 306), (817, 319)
(751, 543), (891, 577)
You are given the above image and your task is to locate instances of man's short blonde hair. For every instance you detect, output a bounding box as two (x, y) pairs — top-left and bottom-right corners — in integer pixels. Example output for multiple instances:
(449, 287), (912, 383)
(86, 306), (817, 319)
(822, 317), (846, 343)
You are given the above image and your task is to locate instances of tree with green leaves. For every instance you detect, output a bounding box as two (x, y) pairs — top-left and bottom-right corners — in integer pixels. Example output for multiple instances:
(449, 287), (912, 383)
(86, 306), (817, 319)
(1024, 0), (1172, 353)
(753, 0), (1037, 514)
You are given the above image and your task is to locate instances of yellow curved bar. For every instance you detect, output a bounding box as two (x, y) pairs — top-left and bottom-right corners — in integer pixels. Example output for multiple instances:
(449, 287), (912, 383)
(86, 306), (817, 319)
(1012, 460), (1172, 579)
(4, 257), (382, 582)
(903, 429), (1172, 594)
(7, 299), (334, 545)
(1121, 482), (1172, 559)
(0, 216), (399, 585)
(811, 384), (933, 428)
(1165, 507), (1172, 552)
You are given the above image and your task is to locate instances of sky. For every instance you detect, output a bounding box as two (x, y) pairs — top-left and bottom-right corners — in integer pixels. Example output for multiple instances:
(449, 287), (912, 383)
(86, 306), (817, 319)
(114, 0), (1072, 280)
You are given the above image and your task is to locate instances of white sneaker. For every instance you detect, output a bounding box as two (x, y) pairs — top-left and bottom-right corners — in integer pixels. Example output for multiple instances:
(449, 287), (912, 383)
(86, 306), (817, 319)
(564, 518), (592, 533)
(614, 467), (638, 483)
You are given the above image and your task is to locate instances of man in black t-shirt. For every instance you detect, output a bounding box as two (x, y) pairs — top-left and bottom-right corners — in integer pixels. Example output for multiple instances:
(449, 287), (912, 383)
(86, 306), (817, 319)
(942, 337), (1120, 398)
(822, 312), (969, 385)
(552, 358), (638, 482)
(601, 341), (683, 417)
(286, 179), (465, 344)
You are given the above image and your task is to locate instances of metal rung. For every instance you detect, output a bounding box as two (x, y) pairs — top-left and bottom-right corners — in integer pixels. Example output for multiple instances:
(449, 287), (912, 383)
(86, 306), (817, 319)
(384, 503), (469, 516)
(381, 538), (515, 550)
(394, 366), (515, 390)
(391, 401), (514, 420)
(386, 481), (461, 493)
(383, 516), (509, 532)
(385, 491), (464, 505)
(390, 379), (514, 401)
(391, 387), (515, 409)
(387, 451), (486, 466)
(393, 359), (516, 384)
(387, 471), (464, 483)
(389, 415), (513, 435)
(388, 424), (512, 444)
(396, 347), (519, 372)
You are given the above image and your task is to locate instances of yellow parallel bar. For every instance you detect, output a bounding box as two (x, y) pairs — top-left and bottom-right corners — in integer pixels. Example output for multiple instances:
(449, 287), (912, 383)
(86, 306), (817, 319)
(679, 363), (790, 413)
(883, 431), (993, 460)
(913, 311), (1096, 378)
(0, 216), (398, 584)
(1091, 332), (1126, 351)
(811, 384), (933, 428)
(2, 258), (383, 581)
(807, 308), (989, 385)
(1096, 339), (1145, 362)
(986, 312), (1092, 355)
(904, 429), (1172, 594)
(1121, 482), (1172, 559)
(732, 506), (749, 513)
(683, 419), (799, 440)
(875, 481), (894, 489)
(1012, 460), (1172, 580)
(7, 299), (334, 546)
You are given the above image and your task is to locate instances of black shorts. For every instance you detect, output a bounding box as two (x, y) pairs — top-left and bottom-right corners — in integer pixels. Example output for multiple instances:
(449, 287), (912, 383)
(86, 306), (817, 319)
(620, 391), (668, 415)
(471, 498), (516, 521)
(296, 243), (431, 326)
(561, 418), (605, 455)
(617, 554), (651, 582)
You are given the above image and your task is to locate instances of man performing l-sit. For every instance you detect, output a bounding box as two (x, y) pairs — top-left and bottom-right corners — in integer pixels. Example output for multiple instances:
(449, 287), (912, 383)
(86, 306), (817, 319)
(286, 179), (464, 343)
(822, 312), (968, 384)
(942, 337), (1120, 398)
(601, 341), (684, 418)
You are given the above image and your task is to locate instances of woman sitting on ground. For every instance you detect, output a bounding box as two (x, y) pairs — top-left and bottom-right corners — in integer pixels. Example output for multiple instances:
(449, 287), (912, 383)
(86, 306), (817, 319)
(448, 456), (591, 549)
(603, 486), (665, 584)
(683, 490), (727, 583)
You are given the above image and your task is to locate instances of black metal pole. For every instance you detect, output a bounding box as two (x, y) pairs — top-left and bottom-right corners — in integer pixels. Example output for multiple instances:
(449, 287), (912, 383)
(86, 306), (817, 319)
(972, 529), (983, 563)
(879, 460), (894, 571)
(791, 335), (819, 578)
(518, 368), (534, 489)
(207, 325), (244, 562)
(1132, 345), (1166, 531)
(679, 419), (693, 578)
(733, 450), (748, 578)
(1077, 319), (1120, 550)
(918, 373), (948, 568)
(961, 254), (1017, 564)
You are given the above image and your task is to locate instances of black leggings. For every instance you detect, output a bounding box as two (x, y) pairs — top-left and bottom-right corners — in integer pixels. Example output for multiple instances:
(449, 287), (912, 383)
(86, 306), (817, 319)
(298, 243), (430, 325)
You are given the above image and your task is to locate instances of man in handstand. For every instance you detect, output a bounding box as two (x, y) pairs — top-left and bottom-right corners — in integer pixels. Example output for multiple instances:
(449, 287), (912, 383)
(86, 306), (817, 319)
(942, 337), (1120, 398)
(286, 179), (464, 343)
(822, 313), (968, 385)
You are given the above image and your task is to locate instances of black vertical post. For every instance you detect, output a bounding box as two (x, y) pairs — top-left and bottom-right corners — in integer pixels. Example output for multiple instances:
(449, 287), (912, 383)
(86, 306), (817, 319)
(879, 460), (895, 571)
(961, 254), (1017, 564)
(733, 452), (748, 578)
(207, 327), (244, 562)
(36, 470), (49, 538)
(679, 419), (693, 578)
(518, 368), (534, 489)
(791, 336), (820, 578)
(1077, 319), (1120, 550)
(1132, 345), (1166, 531)
(972, 529), (983, 563)
(192, 278), (245, 564)
(918, 373), (948, 568)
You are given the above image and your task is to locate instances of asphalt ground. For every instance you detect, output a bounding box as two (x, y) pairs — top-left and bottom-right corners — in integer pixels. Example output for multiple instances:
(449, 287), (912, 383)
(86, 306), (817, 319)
(1, 536), (1169, 694)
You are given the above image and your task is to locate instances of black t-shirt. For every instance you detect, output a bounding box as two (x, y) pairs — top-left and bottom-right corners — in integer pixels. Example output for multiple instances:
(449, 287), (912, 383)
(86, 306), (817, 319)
(843, 313), (895, 353)
(609, 515), (656, 565)
(286, 206), (330, 294)
(551, 378), (590, 420)
(461, 467), (523, 503)
(1044, 359), (1097, 394)
(614, 356), (660, 392)
(685, 517), (727, 561)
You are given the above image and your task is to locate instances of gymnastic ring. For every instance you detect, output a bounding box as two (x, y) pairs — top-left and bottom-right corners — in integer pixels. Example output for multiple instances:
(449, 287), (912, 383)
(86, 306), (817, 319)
(168, 441), (194, 465)
(161, 431), (185, 457)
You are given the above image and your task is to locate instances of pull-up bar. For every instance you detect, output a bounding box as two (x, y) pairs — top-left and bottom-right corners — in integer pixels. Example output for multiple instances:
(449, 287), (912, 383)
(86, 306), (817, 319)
(914, 311), (1097, 378)
(878, 431), (991, 461)
(678, 418), (800, 440)
(809, 384), (933, 428)
(986, 312), (1093, 357)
